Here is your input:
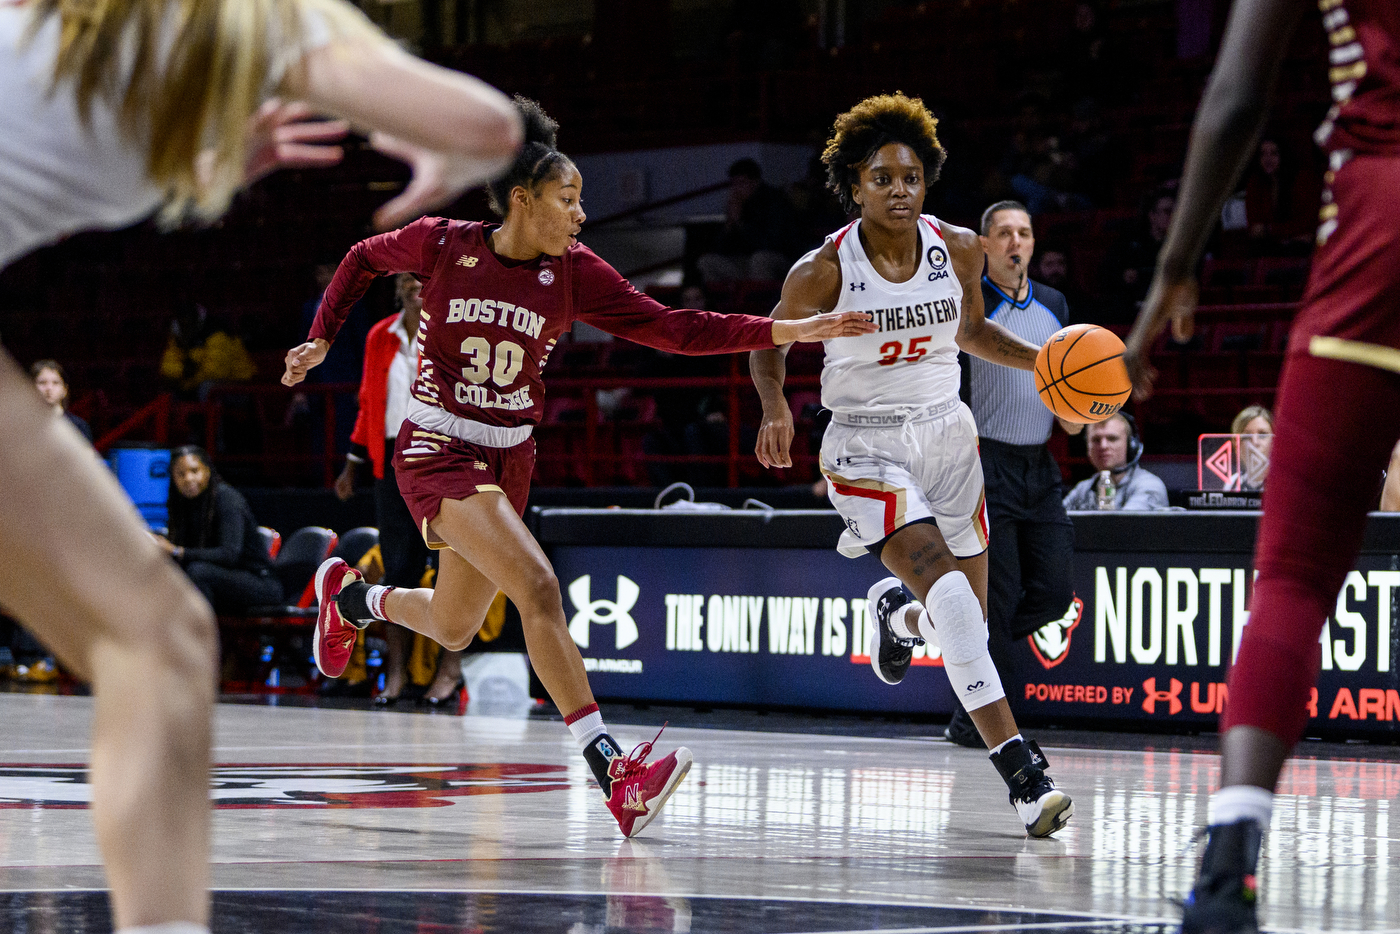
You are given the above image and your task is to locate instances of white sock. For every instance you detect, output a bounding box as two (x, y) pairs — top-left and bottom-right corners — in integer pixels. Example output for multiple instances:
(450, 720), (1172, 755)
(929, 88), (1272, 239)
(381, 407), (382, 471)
(116, 924), (210, 934)
(990, 733), (1023, 756)
(565, 702), (608, 748)
(890, 603), (922, 641)
(365, 584), (394, 620)
(1210, 785), (1274, 828)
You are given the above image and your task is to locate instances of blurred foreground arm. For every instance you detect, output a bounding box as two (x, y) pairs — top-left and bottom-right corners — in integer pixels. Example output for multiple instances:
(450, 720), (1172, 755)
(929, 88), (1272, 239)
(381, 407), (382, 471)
(289, 37), (523, 229)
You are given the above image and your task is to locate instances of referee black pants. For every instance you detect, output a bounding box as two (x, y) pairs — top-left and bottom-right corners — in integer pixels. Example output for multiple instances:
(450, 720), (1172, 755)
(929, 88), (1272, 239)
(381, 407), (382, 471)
(376, 442), (435, 590)
(980, 438), (1075, 713)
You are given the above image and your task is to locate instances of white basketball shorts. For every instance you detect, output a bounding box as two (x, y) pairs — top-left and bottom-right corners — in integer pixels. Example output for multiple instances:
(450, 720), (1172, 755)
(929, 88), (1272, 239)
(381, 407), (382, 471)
(820, 399), (988, 559)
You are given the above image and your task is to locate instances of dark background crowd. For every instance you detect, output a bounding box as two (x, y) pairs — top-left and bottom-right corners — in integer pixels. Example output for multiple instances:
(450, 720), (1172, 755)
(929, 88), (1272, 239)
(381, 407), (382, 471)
(0, 0), (1328, 494)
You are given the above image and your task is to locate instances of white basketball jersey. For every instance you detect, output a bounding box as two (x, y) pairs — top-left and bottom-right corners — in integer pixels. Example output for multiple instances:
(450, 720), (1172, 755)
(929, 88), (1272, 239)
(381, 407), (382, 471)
(820, 216), (964, 415)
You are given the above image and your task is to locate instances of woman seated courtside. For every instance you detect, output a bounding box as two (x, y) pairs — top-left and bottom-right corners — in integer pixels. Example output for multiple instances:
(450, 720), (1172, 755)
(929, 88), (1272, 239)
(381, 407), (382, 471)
(31, 359), (91, 442)
(155, 446), (282, 614)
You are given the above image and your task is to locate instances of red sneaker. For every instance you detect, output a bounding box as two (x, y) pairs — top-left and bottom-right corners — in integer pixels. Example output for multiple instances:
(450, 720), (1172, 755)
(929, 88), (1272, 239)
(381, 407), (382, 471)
(604, 727), (693, 838)
(312, 557), (363, 679)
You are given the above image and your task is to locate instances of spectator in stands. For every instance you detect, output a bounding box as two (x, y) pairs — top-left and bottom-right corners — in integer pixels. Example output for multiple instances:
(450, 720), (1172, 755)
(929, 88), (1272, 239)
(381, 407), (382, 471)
(696, 158), (798, 285)
(157, 445), (282, 614)
(1033, 245), (1089, 316)
(1232, 404), (1274, 437)
(1241, 137), (1316, 255)
(335, 274), (463, 706)
(1380, 441), (1400, 512)
(788, 154), (850, 252)
(1063, 412), (1168, 510)
(640, 284), (731, 486)
(1064, 98), (1118, 206)
(1009, 132), (1092, 216)
(1105, 187), (1176, 322)
(159, 301), (256, 400)
(31, 359), (90, 442)
(1231, 404), (1274, 491)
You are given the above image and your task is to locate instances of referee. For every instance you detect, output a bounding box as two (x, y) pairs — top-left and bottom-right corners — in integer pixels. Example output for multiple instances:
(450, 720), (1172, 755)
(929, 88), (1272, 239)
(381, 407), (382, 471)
(948, 201), (1084, 746)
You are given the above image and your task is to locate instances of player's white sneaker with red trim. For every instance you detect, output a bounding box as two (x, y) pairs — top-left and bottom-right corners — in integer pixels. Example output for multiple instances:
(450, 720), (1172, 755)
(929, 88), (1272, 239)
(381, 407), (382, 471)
(604, 727), (693, 838)
(312, 557), (363, 679)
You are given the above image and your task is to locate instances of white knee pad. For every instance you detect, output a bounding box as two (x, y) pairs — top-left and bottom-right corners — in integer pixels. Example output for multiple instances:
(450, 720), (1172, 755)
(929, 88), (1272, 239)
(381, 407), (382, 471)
(915, 571), (1005, 712)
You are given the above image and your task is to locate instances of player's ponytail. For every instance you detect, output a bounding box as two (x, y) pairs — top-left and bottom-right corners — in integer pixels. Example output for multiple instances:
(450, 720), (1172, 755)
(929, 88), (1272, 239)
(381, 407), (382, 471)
(486, 95), (574, 217)
(29, 0), (387, 226)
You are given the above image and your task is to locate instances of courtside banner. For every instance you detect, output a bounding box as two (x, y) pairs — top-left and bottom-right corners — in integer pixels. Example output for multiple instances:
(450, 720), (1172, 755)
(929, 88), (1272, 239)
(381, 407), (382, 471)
(537, 510), (1400, 736)
(548, 545), (958, 714)
(1013, 551), (1400, 737)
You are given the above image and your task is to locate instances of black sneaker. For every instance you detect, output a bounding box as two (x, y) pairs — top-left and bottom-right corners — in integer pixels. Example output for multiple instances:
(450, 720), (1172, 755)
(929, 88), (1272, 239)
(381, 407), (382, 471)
(866, 577), (920, 685)
(990, 738), (1073, 837)
(943, 703), (983, 748)
(1181, 820), (1262, 934)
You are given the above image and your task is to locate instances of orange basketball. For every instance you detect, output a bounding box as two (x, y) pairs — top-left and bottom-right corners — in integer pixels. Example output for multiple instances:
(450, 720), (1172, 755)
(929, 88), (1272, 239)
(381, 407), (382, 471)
(1034, 324), (1132, 424)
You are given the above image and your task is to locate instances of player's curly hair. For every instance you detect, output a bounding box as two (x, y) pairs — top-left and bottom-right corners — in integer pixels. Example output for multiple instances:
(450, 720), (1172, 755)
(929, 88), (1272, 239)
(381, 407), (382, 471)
(485, 96), (575, 217)
(821, 92), (947, 214)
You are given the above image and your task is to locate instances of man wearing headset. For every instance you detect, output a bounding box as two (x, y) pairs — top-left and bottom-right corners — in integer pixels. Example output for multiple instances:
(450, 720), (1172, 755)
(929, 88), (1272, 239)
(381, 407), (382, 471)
(1062, 412), (1169, 510)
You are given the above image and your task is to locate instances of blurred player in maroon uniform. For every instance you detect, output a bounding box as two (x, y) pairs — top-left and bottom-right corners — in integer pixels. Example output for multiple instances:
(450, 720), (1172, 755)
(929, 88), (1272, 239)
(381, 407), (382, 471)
(283, 98), (875, 837)
(1, 2), (525, 932)
(1123, 1), (1400, 931)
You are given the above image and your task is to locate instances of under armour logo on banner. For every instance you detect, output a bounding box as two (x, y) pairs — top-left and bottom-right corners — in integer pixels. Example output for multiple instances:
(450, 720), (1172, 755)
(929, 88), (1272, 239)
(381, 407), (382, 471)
(567, 575), (639, 650)
(1141, 677), (1183, 715)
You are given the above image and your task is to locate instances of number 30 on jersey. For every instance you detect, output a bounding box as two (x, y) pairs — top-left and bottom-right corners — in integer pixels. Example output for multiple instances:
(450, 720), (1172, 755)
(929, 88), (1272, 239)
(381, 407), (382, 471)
(460, 338), (526, 387)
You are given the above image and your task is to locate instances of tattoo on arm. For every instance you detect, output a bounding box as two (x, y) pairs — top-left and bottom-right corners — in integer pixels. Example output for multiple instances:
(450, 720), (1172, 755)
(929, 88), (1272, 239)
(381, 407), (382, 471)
(992, 331), (1036, 362)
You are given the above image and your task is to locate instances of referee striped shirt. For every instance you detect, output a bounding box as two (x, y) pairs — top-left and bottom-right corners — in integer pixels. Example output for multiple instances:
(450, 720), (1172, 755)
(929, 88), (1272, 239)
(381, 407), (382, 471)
(965, 277), (1071, 446)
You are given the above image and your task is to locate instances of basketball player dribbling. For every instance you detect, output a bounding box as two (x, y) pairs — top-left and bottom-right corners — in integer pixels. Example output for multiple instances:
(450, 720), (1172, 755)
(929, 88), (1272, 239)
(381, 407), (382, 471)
(1123, 1), (1400, 930)
(0, 3), (525, 932)
(281, 97), (876, 839)
(751, 92), (1073, 837)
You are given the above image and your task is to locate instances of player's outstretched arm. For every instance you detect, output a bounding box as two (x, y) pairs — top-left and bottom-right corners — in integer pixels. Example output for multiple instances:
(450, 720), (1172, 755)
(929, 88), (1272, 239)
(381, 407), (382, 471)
(947, 228), (1038, 371)
(752, 246), (845, 469)
(282, 339), (329, 386)
(286, 34), (524, 229)
(1125, 0), (1307, 398)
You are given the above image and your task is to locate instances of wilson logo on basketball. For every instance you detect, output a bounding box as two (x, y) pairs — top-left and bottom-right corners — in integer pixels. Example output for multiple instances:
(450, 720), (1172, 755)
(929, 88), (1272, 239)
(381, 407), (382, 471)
(1034, 324), (1132, 425)
(0, 764), (569, 809)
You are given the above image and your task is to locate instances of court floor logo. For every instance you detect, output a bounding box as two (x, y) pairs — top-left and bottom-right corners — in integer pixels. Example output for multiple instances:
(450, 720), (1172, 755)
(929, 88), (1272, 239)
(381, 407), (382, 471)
(0, 764), (569, 809)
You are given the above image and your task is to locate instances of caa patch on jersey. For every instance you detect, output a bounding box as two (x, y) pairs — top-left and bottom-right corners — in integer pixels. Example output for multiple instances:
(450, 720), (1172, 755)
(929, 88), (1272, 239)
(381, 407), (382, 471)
(0, 763), (570, 809)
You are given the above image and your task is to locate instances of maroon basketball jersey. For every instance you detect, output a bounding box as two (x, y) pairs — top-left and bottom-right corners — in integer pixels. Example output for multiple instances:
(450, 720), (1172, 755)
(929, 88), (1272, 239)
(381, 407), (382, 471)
(1316, 0), (1400, 155)
(310, 218), (775, 430)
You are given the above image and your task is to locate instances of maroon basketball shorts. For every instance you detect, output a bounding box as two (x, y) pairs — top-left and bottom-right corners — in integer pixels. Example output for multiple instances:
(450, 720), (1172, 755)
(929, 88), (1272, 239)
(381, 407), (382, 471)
(392, 420), (534, 550)
(1291, 153), (1400, 362)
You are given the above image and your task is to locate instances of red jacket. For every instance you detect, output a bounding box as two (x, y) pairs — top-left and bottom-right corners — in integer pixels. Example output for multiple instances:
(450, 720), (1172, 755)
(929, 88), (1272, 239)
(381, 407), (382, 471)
(349, 312), (417, 479)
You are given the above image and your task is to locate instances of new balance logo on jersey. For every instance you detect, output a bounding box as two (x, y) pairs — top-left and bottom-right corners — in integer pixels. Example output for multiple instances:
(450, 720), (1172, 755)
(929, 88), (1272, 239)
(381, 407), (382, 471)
(472, 461), (488, 470)
(850, 282), (866, 291)
(457, 255), (479, 267)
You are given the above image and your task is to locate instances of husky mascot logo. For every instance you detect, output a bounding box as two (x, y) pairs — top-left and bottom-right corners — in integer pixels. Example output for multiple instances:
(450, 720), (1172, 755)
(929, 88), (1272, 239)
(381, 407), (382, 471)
(567, 575), (640, 650)
(1028, 596), (1082, 669)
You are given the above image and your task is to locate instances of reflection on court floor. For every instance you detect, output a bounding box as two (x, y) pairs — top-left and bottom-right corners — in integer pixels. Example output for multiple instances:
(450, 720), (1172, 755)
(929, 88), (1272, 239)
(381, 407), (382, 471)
(0, 694), (1394, 933)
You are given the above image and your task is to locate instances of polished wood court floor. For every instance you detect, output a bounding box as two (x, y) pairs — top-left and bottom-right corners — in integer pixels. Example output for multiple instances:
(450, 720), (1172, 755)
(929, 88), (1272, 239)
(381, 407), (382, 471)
(0, 692), (1395, 933)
